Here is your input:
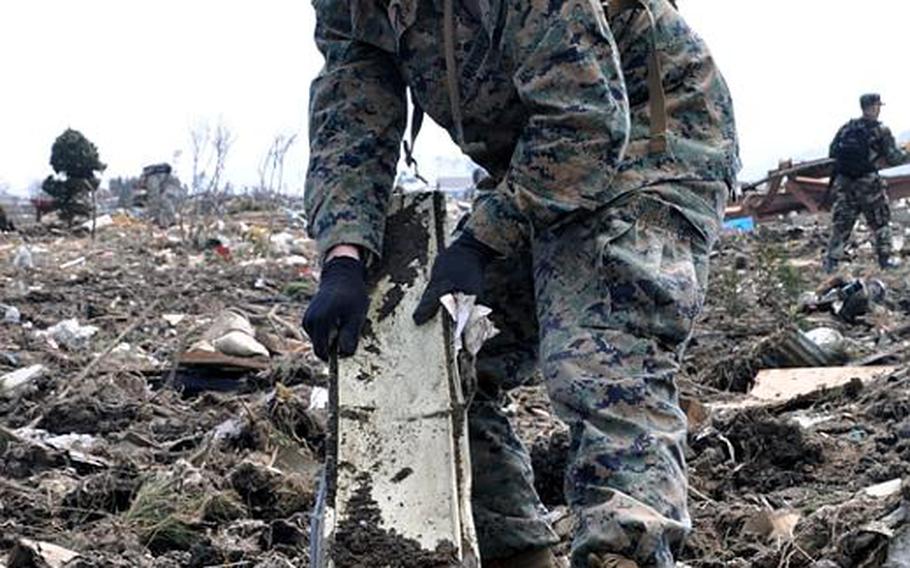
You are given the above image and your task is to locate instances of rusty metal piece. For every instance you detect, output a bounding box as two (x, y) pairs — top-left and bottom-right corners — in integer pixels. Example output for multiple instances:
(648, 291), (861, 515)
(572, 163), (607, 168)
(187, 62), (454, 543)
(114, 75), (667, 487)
(729, 157), (910, 221)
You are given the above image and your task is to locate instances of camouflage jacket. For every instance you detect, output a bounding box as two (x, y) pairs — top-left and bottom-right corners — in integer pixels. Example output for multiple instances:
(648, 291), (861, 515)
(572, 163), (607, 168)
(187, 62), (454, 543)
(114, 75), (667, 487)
(830, 117), (910, 175)
(305, 0), (740, 259)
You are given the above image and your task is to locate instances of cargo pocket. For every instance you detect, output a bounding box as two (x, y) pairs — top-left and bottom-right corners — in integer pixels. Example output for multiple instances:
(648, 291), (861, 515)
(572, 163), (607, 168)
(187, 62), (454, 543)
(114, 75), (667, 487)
(590, 201), (701, 347)
(866, 179), (891, 229)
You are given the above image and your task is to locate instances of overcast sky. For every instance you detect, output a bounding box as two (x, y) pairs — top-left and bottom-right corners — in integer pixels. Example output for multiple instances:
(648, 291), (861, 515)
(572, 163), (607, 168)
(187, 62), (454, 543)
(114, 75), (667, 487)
(1, 0), (908, 194)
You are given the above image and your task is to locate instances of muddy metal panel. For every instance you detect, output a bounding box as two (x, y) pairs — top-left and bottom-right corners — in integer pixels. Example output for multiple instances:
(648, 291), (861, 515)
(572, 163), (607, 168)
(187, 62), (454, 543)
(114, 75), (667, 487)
(311, 192), (479, 567)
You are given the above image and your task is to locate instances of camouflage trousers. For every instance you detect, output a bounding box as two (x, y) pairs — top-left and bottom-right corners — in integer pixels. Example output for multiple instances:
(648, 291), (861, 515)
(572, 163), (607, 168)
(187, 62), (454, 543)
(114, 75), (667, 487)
(468, 181), (727, 568)
(826, 174), (892, 265)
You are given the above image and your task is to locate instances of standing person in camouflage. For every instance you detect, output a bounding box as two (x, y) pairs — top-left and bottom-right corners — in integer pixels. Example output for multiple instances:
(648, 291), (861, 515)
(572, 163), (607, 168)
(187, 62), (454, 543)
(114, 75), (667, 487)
(825, 93), (910, 273)
(302, 0), (739, 566)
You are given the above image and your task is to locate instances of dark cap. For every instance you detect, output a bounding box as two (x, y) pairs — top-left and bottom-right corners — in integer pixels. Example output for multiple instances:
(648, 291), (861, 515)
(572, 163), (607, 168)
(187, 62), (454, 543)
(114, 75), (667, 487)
(860, 93), (884, 109)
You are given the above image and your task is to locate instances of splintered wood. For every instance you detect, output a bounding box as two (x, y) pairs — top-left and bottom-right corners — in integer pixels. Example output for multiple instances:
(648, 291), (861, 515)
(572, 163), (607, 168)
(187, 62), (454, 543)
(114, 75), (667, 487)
(311, 192), (478, 568)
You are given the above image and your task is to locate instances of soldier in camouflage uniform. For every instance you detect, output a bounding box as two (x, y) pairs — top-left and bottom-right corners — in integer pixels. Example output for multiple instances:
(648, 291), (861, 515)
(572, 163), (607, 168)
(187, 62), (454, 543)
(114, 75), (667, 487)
(825, 93), (910, 273)
(302, 0), (739, 566)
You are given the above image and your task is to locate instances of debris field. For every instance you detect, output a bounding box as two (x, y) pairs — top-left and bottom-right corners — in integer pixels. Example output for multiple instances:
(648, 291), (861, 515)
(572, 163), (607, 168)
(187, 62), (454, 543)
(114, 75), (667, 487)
(2, 202), (910, 567)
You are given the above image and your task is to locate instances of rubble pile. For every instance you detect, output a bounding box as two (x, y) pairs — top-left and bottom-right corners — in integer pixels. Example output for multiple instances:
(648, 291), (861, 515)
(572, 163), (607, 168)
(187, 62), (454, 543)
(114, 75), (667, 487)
(3, 201), (910, 567)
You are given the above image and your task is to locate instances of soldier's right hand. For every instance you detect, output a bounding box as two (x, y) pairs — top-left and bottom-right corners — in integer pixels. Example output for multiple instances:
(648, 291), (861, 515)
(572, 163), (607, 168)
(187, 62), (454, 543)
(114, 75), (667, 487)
(302, 257), (369, 362)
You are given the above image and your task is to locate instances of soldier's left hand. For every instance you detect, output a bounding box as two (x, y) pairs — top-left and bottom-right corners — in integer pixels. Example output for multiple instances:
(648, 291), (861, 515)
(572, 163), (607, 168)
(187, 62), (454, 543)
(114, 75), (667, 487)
(413, 233), (496, 325)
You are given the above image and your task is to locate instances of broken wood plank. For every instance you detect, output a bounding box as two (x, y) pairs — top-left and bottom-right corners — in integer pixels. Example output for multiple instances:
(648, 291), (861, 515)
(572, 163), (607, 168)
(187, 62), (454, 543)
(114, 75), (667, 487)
(179, 350), (270, 371)
(708, 366), (899, 412)
(312, 192), (479, 567)
(749, 366), (898, 403)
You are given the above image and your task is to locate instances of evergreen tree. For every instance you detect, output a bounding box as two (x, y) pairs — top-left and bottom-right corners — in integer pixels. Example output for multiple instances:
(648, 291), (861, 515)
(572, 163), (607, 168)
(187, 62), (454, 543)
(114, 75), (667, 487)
(41, 128), (106, 225)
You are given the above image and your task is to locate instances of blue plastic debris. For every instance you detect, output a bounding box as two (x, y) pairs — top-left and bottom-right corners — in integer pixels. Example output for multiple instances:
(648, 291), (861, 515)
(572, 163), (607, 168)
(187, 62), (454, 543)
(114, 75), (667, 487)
(724, 216), (755, 232)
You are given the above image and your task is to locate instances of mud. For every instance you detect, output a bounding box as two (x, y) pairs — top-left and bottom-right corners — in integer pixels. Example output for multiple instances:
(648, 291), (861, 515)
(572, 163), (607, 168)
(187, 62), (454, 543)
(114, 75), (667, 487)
(331, 475), (460, 568)
(0, 208), (322, 567)
(531, 428), (570, 507)
(6, 199), (910, 567)
(372, 195), (433, 321)
(38, 396), (142, 435)
(229, 461), (315, 521)
(62, 466), (141, 523)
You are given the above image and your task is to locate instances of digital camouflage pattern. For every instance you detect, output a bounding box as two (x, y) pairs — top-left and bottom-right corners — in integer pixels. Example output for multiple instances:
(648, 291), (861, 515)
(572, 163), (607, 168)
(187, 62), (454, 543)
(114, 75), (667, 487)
(470, 182), (726, 566)
(827, 175), (894, 267)
(305, 0), (738, 565)
(826, 119), (910, 268)
(306, 0), (739, 260)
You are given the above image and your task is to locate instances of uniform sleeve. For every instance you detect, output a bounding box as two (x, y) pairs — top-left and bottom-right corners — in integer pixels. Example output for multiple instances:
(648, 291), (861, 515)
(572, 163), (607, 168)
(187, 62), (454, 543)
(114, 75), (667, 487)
(305, 2), (407, 263)
(462, 0), (630, 255)
(876, 126), (910, 168)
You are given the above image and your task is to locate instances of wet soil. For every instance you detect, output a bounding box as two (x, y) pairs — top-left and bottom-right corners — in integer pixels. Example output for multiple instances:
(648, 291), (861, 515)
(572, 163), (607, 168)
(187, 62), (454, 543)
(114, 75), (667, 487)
(0, 209), (324, 566)
(372, 195), (433, 322)
(331, 475), (460, 568)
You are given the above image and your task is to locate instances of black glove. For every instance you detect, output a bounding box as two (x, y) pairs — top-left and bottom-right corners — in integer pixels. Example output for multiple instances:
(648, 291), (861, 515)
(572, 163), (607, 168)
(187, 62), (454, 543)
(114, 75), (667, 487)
(413, 233), (496, 325)
(302, 257), (369, 361)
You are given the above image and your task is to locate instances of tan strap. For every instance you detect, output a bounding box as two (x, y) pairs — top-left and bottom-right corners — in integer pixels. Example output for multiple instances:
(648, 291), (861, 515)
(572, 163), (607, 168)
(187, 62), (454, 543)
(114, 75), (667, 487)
(646, 40), (668, 154)
(604, 0), (669, 154)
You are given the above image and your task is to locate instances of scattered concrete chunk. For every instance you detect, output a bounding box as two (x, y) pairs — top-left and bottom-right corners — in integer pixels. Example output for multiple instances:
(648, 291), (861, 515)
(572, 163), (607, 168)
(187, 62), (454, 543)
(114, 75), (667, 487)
(7, 539), (79, 568)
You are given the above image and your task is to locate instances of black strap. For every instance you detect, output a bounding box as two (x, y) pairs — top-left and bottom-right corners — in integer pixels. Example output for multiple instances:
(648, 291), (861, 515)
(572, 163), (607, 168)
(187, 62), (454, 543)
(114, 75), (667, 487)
(402, 94), (428, 184)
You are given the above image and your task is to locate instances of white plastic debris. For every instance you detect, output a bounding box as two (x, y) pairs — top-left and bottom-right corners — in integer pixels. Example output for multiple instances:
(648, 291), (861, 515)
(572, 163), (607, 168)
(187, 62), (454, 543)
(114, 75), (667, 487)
(202, 310), (256, 342)
(37, 319), (99, 350)
(886, 526), (910, 568)
(863, 478), (903, 499)
(195, 310), (270, 358)
(60, 256), (87, 270)
(162, 314), (187, 327)
(213, 418), (244, 441)
(805, 327), (846, 361)
(0, 365), (46, 394)
(309, 387), (329, 411)
(8, 538), (80, 568)
(108, 342), (161, 367)
(212, 330), (270, 358)
(282, 255), (310, 266)
(12, 245), (33, 270)
(270, 231), (295, 255)
(81, 214), (113, 231)
(15, 428), (97, 453)
(3, 305), (20, 324)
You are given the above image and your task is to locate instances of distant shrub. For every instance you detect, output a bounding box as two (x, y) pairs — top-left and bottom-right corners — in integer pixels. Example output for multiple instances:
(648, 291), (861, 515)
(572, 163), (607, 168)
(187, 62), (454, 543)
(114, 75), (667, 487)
(41, 129), (106, 225)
